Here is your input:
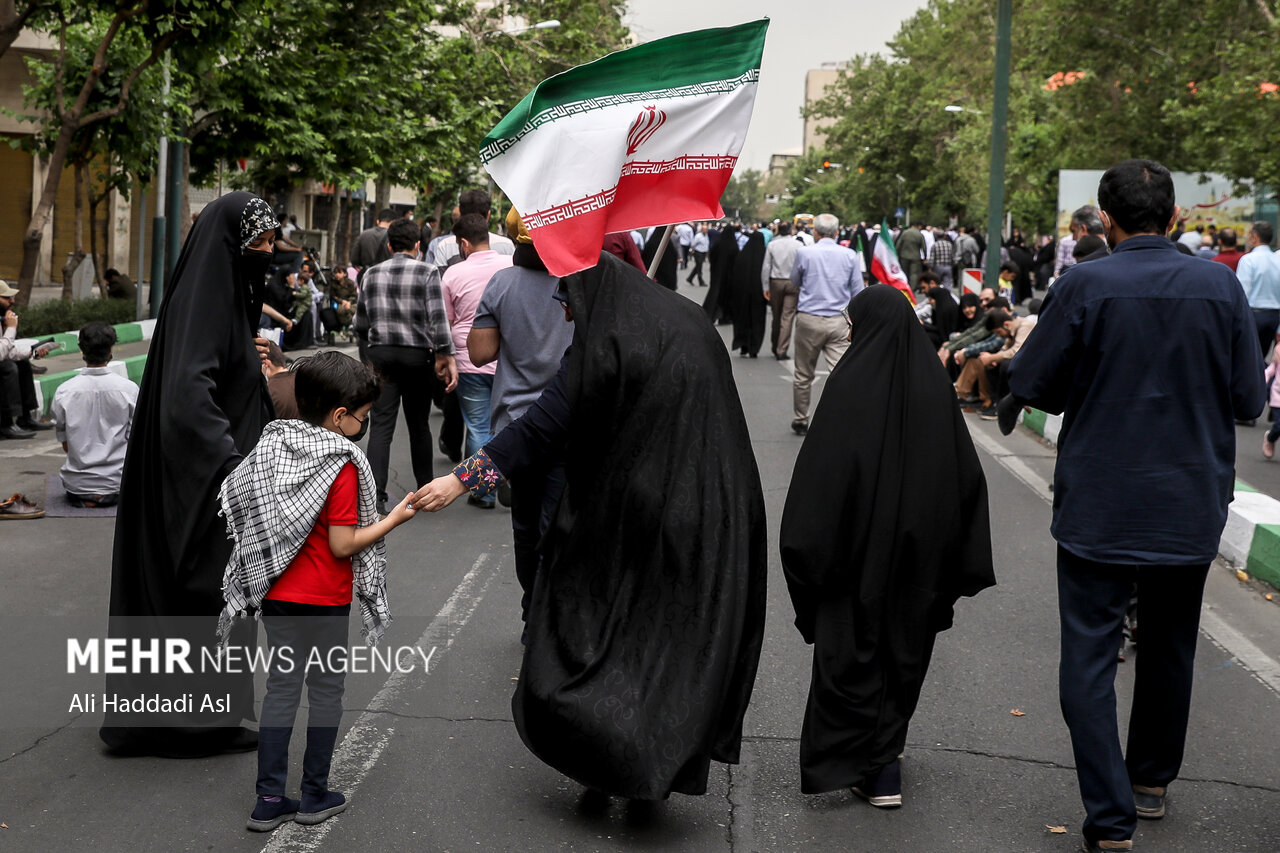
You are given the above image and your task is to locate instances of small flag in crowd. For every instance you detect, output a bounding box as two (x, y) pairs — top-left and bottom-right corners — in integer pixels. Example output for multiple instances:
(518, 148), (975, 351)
(479, 20), (770, 277)
(871, 218), (915, 305)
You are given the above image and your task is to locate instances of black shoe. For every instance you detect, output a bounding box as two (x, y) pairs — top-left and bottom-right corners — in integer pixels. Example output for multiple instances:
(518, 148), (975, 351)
(16, 418), (53, 432)
(0, 424), (35, 440)
(775, 353), (791, 361)
(247, 796), (300, 832)
(1237, 418), (1257, 427)
(978, 405), (999, 420)
(1133, 784), (1165, 819)
(791, 419), (808, 436)
(497, 480), (512, 508)
(438, 436), (462, 464)
(296, 790), (347, 825)
(29, 363), (47, 375)
(467, 494), (495, 510)
(851, 758), (902, 808)
(376, 498), (388, 516)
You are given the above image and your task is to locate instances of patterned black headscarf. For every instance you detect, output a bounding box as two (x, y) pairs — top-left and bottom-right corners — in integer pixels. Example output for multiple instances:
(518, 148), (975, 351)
(238, 196), (279, 248)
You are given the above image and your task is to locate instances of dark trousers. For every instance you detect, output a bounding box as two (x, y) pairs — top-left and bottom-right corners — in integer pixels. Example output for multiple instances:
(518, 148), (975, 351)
(1252, 309), (1278, 358)
(686, 251), (707, 285)
(429, 372), (464, 460)
(0, 359), (37, 424)
(510, 461), (566, 620)
(367, 345), (436, 503)
(1056, 546), (1209, 843)
(257, 600), (349, 797)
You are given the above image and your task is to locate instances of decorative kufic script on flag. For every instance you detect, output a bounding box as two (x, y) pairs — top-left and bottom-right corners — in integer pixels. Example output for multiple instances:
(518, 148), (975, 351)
(479, 20), (770, 277)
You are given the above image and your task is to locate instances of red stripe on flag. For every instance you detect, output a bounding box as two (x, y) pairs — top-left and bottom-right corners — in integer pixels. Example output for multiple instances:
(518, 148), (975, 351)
(870, 257), (915, 305)
(527, 167), (733, 276)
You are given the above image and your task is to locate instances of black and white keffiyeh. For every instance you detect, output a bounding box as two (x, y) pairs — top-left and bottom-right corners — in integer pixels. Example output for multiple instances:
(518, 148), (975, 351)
(217, 419), (391, 646)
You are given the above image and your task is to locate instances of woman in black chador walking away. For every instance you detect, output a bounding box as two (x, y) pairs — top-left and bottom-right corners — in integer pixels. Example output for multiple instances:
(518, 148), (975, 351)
(731, 230), (768, 357)
(414, 251), (767, 801)
(779, 284), (995, 807)
(702, 224), (739, 324)
(101, 192), (279, 758)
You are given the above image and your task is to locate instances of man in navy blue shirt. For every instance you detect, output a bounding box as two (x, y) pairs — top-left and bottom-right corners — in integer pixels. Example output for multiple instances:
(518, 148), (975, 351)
(1004, 159), (1265, 853)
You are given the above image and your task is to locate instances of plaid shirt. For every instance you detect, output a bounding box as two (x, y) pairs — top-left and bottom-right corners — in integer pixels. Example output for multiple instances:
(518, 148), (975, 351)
(355, 253), (455, 353)
(963, 333), (1007, 359)
(929, 236), (955, 268)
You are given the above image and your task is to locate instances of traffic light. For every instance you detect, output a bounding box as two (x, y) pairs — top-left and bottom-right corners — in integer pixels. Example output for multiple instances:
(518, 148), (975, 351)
(822, 159), (831, 170)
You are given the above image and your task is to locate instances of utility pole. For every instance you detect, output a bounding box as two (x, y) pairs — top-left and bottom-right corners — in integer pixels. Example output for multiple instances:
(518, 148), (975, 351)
(983, 0), (1012, 291)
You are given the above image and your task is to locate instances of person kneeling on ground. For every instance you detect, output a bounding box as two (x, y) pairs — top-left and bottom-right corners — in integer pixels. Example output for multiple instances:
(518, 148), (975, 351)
(50, 322), (138, 507)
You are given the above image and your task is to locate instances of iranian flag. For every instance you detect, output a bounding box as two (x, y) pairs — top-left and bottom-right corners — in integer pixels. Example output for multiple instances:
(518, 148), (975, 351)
(870, 219), (915, 305)
(479, 20), (769, 277)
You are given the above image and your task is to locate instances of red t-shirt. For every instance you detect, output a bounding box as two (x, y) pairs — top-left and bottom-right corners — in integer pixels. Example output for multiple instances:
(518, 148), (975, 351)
(265, 463), (358, 606)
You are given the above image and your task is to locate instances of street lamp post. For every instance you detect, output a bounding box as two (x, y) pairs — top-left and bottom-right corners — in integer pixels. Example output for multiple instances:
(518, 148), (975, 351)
(984, 0), (1013, 291)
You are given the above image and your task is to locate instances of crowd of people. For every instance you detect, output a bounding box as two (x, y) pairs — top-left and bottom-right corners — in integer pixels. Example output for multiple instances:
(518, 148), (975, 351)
(4, 157), (1280, 852)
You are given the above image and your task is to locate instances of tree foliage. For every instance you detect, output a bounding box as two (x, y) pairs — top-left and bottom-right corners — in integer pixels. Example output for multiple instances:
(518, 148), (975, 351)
(805, 0), (1280, 233)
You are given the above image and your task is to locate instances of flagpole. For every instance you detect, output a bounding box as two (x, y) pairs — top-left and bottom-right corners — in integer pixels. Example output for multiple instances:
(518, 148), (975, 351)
(645, 224), (676, 279)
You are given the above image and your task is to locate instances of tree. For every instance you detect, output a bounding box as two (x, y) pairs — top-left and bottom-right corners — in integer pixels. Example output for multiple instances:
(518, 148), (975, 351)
(805, 0), (1280, 237)
(9, 0), (247, 305)
(720, 168), (765, 222)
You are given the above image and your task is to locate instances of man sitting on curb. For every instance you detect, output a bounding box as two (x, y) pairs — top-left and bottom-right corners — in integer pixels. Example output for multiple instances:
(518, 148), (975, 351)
(51, 322), (138, 507)
(0, 278), (58, 439)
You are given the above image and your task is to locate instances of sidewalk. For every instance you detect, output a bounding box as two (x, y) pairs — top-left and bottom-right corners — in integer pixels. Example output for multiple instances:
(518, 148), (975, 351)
(1019, 407), (1280, 590)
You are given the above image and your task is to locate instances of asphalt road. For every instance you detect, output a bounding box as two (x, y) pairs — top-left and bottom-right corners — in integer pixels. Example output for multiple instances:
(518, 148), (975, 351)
(3, 280), (1280, 852)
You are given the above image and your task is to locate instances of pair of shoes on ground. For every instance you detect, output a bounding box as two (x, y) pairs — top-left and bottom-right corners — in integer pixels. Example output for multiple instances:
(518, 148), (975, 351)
(1077, 785), (1165, 852)
(851, 758), (902, 808)
(0, 423), (35, 439)
(0, 493), (44, 519)
(791, 419), (808, 437)
(247, 791), (346, 832)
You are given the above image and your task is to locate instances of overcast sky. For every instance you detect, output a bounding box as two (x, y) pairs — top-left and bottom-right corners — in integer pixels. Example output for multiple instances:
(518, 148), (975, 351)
(621, 2), (931, 172)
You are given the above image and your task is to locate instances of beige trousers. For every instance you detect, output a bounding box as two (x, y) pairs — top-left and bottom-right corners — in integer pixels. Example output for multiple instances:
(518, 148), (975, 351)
(769, 278), (800, 357)
(792, 312), (850, 423)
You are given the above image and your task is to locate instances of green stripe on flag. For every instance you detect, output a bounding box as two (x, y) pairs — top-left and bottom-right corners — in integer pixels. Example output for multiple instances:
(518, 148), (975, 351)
(483, 20), (768, 149)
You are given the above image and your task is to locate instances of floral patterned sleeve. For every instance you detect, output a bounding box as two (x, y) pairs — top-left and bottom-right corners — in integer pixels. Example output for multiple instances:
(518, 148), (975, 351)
(452, 448), (503, 499)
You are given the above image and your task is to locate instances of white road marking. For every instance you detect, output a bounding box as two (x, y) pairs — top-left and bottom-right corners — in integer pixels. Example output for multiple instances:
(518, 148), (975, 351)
(968, 421), (1280, 698)
(260, 552), (502, 852)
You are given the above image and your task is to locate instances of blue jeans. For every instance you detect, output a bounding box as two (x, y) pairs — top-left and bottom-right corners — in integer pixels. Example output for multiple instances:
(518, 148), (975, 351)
(1056, 547), (1208, 844)
(257, 600), (348, 797)
(456, 373), (495, 460)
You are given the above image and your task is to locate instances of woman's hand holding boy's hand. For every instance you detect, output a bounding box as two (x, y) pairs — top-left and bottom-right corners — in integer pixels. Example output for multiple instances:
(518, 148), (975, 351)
(411, 475), (467, 512)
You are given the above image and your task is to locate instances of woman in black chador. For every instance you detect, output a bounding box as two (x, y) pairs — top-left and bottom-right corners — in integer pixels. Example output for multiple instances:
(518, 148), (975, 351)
(731, 230), (768, 357)
(414, 251), (768, 801)
(702, 224), (739, 324)
(779, 285), (995, 807)
(100, 192), (279, 757)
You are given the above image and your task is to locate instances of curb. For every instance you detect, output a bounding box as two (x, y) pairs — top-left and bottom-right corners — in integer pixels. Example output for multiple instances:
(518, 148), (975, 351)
(20, 319), (156, 414)
(1018, 408), (1280, 589)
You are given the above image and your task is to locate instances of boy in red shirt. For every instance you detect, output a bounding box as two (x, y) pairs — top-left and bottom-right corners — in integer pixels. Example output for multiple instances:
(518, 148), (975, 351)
(217, 351), (417, 832)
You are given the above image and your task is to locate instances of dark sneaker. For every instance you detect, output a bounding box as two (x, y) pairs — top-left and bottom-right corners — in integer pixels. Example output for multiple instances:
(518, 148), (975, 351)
(1133, 784), (1165, 819)
(791, 419), (808, 436)
(296, 790), (347, 825)
(246, 796), (299, 832)
(467, 494), (495, 510)
(1080, 839), (1132, 852)
(851, 758), (902, 808)
(978, 405), (999, 420)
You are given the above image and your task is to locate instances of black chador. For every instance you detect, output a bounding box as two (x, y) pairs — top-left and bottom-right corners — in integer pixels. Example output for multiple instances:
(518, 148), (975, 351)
(487, 252), (768, 800)
(100, 193), (278, 757)
(780, 285), (995, 794)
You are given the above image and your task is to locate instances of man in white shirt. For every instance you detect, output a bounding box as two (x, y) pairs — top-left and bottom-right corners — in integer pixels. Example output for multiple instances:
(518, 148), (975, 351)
(51, 322), (138, 506)
(1237, 221), (1280, 358)
(675, 221), (694, 269)
(431, 188), (515, 266)
(686, 224), (710, 286)
(761, 222), (802, 360)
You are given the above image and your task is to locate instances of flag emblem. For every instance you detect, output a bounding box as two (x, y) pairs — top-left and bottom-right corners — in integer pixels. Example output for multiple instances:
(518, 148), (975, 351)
(626, 106), (667, 155)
